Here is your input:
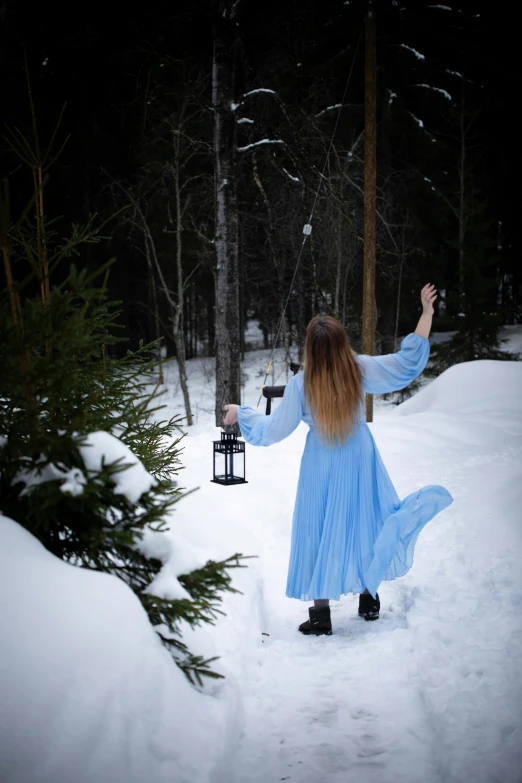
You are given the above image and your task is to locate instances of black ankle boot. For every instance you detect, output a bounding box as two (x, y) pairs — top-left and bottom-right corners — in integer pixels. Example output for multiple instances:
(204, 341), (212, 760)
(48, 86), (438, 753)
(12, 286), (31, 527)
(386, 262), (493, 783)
(298, 606), (333, 635)
(358, 591), (380, 621)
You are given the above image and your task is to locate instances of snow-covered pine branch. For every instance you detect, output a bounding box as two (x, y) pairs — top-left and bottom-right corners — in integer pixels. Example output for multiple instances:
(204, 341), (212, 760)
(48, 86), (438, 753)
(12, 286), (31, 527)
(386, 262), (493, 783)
(413, 84), (453, 101)
(237, 117), (254, 124)
(398, 44), (425, 60)
(409, 113), (437, 144)
(237, 139), (285, 153)
(409, 113), (424, 128)
(428, 4), (452, 9)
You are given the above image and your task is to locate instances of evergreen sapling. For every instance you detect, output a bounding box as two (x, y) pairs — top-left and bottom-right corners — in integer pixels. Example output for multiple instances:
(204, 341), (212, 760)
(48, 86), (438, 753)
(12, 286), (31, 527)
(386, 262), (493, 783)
(0, 103), (247, 686)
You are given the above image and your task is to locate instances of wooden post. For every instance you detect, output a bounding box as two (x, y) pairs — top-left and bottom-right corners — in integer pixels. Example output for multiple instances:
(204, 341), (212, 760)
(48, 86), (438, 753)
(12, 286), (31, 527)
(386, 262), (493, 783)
(362, 3), (377, 423)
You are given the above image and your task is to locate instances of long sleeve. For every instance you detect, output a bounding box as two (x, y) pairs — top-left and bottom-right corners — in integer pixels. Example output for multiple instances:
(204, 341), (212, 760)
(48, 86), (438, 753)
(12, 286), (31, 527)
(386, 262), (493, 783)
(358, 333), (430, 395)
(237, 374), (303, 447)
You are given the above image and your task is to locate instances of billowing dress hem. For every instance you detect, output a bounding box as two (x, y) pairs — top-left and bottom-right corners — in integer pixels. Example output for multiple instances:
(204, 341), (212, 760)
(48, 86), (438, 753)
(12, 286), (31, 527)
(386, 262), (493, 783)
(285, 483), (453, 601)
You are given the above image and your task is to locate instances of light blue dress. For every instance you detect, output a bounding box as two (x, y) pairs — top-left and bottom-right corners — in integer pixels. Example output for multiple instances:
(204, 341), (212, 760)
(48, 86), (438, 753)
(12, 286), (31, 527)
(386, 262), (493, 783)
(237, 334), (453, 600)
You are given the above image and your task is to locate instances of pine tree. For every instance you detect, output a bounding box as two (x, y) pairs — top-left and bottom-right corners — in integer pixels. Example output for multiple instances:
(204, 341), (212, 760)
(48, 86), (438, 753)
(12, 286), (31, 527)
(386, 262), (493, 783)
(0, 107), (246, 686)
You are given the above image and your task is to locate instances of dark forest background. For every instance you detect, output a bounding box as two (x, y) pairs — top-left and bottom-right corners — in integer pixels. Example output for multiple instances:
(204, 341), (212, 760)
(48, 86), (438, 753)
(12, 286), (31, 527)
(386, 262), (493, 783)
(1, 0), (520, 376)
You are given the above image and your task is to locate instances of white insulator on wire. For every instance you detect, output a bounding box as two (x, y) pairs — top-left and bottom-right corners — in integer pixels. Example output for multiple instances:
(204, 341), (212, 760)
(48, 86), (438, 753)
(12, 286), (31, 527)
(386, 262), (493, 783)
(303, 224), (312, 236)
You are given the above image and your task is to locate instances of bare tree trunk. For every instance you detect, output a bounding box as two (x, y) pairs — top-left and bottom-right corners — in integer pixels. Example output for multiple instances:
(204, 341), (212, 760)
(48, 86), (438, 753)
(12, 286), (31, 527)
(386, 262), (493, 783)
(239, 283), (246, 361)
(150, 270), (164, 383)
(151, 272), (160, 344)
(192, 287), (198, 359)
(207, 294), (215, 356)
(213, 0), (241, 426)
(172, 121), (193, 426)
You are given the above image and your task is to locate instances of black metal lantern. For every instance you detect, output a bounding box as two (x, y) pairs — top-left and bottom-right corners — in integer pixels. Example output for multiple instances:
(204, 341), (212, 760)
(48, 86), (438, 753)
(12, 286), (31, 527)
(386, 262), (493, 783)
(211, 430), (247, 486)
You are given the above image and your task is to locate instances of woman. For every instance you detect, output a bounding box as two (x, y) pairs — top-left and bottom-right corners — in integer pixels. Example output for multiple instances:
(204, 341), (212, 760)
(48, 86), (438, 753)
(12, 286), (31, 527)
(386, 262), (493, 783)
(223, 284), (453, 636)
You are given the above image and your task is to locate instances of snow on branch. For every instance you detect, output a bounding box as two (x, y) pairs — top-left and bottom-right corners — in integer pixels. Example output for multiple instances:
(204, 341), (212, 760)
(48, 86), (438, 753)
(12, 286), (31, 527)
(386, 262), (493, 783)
(414, 84), (452, 100)
(242, 88), (277, 100)
(398, 44), (425, 60)
(446, 69), (463, 78)
(231, 89), (278, 113)
(428, 4), (452, 10)
(408, 113), (437, 144)
(315, 103), (342, 118)
(282, 167), (300, 182)
(237, 139), (285, 153)
(409, 112), (424, 129)
(237, 117), (255, 124)
(80, 432), (156, 504)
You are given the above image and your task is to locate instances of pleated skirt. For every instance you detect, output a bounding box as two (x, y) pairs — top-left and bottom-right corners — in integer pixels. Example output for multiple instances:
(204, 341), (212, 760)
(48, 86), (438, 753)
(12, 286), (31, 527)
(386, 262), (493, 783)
(285, 423), (453, 601)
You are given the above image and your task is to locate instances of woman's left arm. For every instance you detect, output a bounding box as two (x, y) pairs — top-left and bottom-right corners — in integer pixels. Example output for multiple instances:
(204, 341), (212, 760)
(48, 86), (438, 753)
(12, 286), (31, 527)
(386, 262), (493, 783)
(223, 374), (303, 447)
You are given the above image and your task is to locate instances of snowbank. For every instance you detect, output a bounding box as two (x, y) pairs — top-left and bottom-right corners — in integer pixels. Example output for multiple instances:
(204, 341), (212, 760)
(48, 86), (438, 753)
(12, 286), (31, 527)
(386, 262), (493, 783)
(385, 360), (522, 452)
(0, 515), (235, 783)
(396, 359), (522, 422)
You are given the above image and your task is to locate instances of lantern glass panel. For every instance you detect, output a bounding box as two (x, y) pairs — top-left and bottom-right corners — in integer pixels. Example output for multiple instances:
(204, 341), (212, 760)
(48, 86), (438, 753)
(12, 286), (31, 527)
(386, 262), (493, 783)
(213, 449), (226, 483)
(229, 446), (245, 482)
(212, 432), (247, 485)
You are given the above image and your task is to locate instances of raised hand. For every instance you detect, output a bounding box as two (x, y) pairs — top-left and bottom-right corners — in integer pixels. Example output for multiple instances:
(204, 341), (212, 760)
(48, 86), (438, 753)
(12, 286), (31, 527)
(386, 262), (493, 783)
(421, 283), (437, 316)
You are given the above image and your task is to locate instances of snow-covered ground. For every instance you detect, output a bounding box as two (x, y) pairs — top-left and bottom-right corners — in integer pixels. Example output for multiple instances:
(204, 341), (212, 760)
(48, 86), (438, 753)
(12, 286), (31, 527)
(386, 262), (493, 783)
(1, 326), (522, 783)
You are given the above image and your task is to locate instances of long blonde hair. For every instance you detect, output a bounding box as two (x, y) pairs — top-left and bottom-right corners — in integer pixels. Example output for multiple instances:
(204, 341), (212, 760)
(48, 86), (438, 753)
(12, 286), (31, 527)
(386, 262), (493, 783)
(303, 316), (363, 444)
